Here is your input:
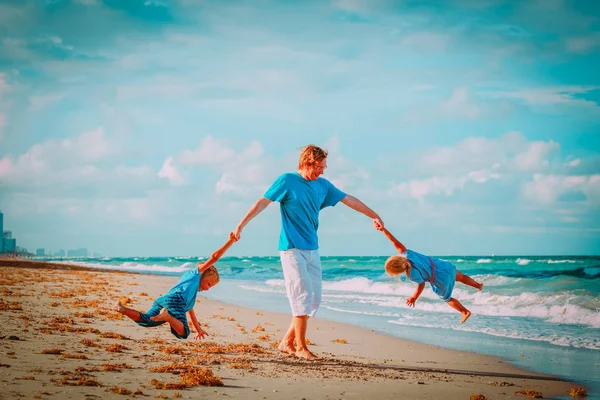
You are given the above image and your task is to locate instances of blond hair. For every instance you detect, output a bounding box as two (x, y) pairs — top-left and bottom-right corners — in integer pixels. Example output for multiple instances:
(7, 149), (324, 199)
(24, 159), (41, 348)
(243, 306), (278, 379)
(298, 144), (328, 170)
(385, 255), (408, 276)
(201, 265), (220, 285)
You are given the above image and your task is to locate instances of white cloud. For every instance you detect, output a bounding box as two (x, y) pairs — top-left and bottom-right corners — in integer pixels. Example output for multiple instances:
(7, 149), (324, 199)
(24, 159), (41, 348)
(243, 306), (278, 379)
(177, 136), (270, 196)
(388, 132), (572, 201)
(513, 140), (560, 171)
(76, 127), (111, 161)
(216, 163), (265, 195)
(417, 131), (525, 176)
(0, 113), (5, 141)
(441, 87), (480, 119)
(467, 169), (502, 183)
(322, 134), (370, 191)
(0, 72), (9, 141)
(522, 174), (600, 205)
(392, 177), (458, 201)
(0, 127), (117, 185)
(158, 156), (184, 186)
(180, 136), (238, 165)
(486, 86), (600, 110)
(333, 0), (375, 13)
(391, 172), (502, 201)
(565, 33), (600, 54)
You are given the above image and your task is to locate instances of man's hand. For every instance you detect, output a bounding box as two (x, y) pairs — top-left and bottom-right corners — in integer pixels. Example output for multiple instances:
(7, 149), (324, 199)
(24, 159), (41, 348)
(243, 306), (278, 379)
(229, 231), (239, 242)
(406, 296), (417, 308)
(194, 327), (208, 340)
(232, 226), (243, 241)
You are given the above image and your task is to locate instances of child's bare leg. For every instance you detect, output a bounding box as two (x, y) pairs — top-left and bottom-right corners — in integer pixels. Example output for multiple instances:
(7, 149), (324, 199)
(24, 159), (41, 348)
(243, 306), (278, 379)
(278, 319), (296, 355)
(150, 308), (186, 336)
(115, 300), (143, 322)
(456, 270), (483, 290)
(447, 298), (471, 323)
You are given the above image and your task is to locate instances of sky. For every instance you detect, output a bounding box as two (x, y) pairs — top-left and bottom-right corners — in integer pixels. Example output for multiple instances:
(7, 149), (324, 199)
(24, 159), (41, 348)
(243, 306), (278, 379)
(0, 0), (599, 257)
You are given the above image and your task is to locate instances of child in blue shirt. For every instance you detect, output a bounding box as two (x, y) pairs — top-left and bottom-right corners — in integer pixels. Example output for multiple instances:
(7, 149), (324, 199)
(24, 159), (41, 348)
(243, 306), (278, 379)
(115, 233), (237, 339)
(379, 226), (483, 323)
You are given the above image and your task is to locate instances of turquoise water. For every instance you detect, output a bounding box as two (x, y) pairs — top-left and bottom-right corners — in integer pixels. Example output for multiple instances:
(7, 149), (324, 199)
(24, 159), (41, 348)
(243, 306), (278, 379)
(44, 255), (600, 397)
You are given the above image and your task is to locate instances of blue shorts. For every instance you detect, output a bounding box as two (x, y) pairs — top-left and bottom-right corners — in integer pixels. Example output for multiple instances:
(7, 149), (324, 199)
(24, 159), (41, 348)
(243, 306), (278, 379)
(137, 293), (190, 339)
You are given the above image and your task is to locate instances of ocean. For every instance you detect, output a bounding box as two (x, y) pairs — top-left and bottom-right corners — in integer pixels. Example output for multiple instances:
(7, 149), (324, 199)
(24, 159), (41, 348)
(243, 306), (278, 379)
(41, 254), (600, 398)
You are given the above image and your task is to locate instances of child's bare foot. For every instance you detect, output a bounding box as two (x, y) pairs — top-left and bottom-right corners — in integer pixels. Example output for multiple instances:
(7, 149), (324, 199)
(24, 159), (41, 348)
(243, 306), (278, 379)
(114, 300), (125, 314)
(477, 282), (484, 291)
(150, 308), (171, 322)
(460, 310), (471, 323)
(295, 348), (321, 360)
(277, 341), (296, 356)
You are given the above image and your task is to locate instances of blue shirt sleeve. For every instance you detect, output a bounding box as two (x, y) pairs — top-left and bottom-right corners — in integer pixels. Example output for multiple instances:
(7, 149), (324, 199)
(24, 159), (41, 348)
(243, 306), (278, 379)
(264, 174), (289, 202)
(320, 179), (347, 209)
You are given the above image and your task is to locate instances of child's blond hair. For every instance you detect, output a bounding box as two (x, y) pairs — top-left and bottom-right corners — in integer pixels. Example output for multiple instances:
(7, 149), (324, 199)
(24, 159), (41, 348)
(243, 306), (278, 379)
(385, 255), (408, 276)
(201, 266), (220, 285)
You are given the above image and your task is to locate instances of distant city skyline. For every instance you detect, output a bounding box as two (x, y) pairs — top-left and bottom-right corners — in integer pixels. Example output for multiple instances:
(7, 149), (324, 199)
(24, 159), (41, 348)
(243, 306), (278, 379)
(0, 1), (599, 256)
(2, 210), (98, 257)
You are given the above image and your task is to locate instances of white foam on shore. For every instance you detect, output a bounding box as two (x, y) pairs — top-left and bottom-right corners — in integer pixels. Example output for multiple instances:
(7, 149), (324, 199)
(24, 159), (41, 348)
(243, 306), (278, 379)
(387, 320), (600, 350)
(69, 260), (192, 274)
(516, 258), (532, 265)
(255, 276), (600, 328)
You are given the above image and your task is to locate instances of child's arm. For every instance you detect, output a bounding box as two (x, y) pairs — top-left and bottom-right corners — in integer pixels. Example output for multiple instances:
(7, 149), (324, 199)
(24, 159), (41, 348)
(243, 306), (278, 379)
(406, 282), (426, 307)
(381, 228), (408, 253)
(187, 309), (208, 340)
(197, 232), (238, 274)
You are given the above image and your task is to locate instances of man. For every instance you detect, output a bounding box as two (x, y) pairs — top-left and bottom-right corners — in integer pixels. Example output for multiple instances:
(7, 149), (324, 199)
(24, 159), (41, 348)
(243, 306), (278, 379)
(232, 144), (384, 360)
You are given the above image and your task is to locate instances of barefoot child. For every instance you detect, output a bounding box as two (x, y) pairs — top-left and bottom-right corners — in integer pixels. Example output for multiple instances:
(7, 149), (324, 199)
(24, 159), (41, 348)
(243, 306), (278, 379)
(116, 233), (237, 339)
(379, 226), (483, 323)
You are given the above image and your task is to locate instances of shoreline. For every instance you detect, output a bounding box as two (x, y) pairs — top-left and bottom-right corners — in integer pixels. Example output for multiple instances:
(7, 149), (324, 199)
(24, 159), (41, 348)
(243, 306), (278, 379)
(0, 259), (587, 399)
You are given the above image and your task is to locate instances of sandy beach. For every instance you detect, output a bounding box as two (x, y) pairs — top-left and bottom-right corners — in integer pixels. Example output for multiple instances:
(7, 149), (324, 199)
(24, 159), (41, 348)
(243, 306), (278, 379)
(0, 259), (586, 399)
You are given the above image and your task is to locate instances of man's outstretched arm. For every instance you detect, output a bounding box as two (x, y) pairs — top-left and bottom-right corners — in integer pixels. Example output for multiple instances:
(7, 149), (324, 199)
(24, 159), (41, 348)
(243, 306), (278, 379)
(232, 197), (272, 240)
(340, 195), (384, 230)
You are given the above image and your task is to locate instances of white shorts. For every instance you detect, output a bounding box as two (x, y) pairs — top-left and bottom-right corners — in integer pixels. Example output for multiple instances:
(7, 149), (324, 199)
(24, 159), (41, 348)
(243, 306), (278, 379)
(279, 249), (322, 317)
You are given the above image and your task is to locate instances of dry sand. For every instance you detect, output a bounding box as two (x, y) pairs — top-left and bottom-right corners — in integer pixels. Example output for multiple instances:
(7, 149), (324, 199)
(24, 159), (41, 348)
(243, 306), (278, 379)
(0, 259), (585, 399)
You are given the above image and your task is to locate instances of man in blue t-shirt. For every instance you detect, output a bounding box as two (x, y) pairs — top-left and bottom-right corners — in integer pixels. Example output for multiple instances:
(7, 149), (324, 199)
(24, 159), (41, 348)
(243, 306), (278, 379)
(232, 144), (384, 360)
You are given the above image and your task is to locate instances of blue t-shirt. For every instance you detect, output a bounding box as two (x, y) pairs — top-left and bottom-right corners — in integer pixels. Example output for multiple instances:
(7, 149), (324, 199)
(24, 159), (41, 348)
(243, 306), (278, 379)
(264, 172), (346, 251)
(164, 269), (201, 312)
(405, 249), (457, 302)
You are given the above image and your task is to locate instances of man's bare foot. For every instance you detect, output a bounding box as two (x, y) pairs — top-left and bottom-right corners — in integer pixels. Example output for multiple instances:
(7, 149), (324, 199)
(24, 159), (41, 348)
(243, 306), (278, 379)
(277, 341), (296, 356)
(477, 282), (484, 291)
(295, 348), (321, 360)
(114, 300), (125, 314)
(460, 310), (472, 324)
(150, 308), (171, 322)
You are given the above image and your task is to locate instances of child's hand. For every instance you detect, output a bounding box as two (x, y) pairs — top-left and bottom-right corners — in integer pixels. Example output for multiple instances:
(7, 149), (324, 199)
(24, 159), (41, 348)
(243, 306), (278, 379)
(194, 327), (209, 340)
(373, 219), (384, 231)
(406, 296), (417, 307)
(229, 231), (239, 242)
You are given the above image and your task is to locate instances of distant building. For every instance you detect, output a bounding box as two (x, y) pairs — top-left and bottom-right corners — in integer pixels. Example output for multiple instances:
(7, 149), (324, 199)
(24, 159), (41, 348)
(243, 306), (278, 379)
(67, 248), (88, 257)
(0, 211), (3, 253)
(54, 250), (66, 257)
(3, 230), (12, 238)
(36, 248), (46, 256)
(3, 238), (16, 253)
